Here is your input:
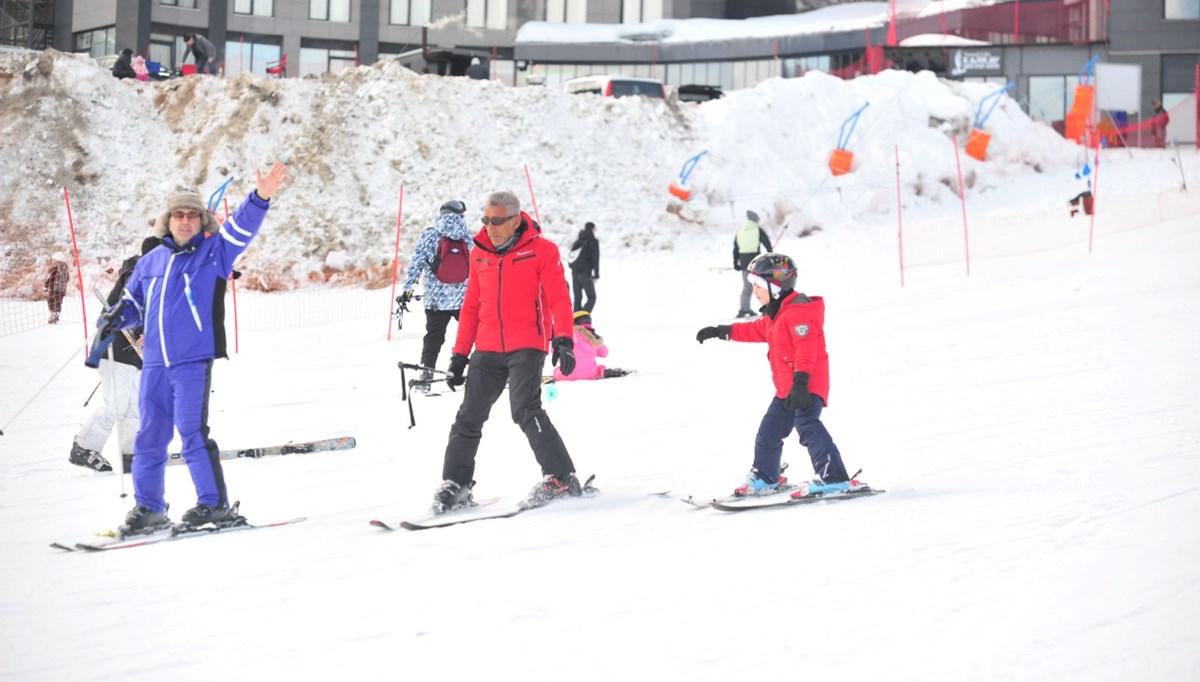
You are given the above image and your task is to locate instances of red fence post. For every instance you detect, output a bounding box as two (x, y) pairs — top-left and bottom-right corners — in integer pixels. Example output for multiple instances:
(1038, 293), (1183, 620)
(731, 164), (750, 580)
(62, 188), (89, 345)
(388, 185), (405, 340)
(951, 135), (971, 275)
(524, 165), (541, 225)
(895, 145), (905, 287)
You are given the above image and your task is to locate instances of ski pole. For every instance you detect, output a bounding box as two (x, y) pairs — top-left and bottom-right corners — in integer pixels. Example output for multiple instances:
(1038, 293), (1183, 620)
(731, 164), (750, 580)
(83, 381), (101, 407)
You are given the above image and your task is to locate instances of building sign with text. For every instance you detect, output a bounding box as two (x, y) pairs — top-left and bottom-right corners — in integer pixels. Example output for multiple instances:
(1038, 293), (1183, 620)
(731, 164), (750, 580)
(949, 49), (1004, 77)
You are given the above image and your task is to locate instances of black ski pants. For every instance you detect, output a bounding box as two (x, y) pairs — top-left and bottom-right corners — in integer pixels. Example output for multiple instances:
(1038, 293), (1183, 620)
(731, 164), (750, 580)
(572, 270), (596, 313)
(420, 309), (460, 369)
(442, 349), (574, 485)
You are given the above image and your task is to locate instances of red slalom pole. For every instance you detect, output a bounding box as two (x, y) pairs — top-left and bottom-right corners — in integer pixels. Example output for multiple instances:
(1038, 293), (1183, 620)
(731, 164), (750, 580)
(524, 165), (542, 225)
(387, 185), (405, 340)
(1088, 147), (1101, 254)
(62, 187), (89, 345)
(895, 145), (905, 287)
(951, 135), (971, 275)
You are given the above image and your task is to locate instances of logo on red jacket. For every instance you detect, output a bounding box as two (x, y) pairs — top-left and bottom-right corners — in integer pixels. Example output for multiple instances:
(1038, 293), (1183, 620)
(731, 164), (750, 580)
(794, 324), (809, 337)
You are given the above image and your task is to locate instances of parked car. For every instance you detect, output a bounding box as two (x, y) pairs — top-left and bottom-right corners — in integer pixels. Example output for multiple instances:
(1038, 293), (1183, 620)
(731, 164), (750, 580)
(564, 75), (665, 99)
(677, 84), (725, 103)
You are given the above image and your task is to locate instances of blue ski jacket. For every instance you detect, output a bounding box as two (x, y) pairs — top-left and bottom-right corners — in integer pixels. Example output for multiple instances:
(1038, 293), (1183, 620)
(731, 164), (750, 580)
(400, 211), (473, 312)
(117, 191), (270, 367)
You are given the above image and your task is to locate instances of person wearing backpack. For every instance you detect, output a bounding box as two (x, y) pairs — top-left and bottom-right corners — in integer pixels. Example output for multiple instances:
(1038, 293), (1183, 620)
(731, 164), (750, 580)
(568, 222), (600, 313)
(399, 200), (473, 384)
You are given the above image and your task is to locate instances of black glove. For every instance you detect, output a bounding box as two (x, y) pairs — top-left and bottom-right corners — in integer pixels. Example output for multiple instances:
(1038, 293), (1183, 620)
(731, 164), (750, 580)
(446, 353), (469, 388)
(695, 325), (732, 344)
(231, 269), (242, 280)
(397, 290), (413, 306)
(552, 336), (576, 376)
(785, 372), (812, 411)
(95, 301), (125, 342)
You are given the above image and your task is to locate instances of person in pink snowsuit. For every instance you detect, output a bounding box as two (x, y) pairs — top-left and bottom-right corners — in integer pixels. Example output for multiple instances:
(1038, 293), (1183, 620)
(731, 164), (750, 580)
(553, 311), (607, 381)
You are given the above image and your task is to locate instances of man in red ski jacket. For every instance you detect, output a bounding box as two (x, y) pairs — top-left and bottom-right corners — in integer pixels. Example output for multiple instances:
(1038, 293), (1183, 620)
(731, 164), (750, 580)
(430, 190), (584, 513)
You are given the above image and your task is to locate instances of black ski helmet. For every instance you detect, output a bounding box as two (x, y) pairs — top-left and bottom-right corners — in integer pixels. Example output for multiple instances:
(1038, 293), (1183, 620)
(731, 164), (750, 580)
(440, 200), (466, 215)
(746, 253), (797, 298)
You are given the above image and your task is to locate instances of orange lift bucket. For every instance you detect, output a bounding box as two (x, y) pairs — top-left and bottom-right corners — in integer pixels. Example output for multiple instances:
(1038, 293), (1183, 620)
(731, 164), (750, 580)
(668, 180), (692, 201)
(828, 148), (854, 176)
(965, 128), (991, 161)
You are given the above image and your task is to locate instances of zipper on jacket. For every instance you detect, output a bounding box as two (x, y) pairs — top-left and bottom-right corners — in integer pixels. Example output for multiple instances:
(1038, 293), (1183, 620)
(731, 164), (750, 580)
(182, 272), (203, 332)
(496, 258), (505, 351)
(158, 257), (173, 366)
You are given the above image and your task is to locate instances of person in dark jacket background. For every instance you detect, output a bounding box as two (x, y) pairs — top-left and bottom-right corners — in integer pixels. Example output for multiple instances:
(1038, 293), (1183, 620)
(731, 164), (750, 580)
(70, 236), (159, 473)
(732, 210), (773, 318)
(45, 251), (70, 324)
(92, 162), (288, 535)
(568, 221), (600, 313)
(112, 48), (137, 80)
(432, 190), (584, 514)
(465, 57), (489, 80)
(184, 33), (218, 75)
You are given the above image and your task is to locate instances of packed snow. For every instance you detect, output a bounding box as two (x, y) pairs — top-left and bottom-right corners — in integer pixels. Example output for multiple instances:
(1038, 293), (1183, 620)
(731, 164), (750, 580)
(1, 47), (1199, 682)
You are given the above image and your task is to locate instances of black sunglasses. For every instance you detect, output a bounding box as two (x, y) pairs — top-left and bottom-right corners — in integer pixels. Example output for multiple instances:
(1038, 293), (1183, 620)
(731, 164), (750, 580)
(481, 214), (518, 226)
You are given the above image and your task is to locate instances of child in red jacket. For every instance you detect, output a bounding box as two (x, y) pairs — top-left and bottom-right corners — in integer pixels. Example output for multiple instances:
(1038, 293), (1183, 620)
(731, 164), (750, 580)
(696, 253), (867, 497)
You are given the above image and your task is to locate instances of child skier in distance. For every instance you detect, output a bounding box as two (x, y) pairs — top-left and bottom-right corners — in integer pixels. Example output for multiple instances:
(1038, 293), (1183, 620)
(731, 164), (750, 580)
(695, 252), (869, 498)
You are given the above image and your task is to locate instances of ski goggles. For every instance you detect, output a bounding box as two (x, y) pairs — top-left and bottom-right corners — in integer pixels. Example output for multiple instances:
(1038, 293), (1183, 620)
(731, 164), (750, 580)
(746, 272), (770, 290)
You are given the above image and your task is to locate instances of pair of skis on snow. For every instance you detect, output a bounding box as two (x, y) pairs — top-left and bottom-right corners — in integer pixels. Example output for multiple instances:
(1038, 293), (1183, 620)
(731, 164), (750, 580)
(51, 436), (354, 551)
(674, 480), (885, 512)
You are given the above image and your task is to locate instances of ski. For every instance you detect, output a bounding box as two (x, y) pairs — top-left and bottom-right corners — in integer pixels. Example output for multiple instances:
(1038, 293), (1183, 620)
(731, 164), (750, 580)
(372, 498), (525, 531)
(710, 486), (885, 512)
(377, 476), (599, 531)
(52, 516), (307, 552)
(164, 436), (355, 466)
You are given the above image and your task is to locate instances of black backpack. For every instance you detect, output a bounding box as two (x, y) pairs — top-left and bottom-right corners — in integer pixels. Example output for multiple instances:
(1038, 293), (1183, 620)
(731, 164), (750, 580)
(430, 235), (470, 284)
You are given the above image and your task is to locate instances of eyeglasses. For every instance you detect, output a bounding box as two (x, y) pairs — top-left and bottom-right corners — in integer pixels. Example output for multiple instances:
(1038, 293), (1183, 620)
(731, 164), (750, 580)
(171, 211), (201, 221)
(481, 214), (517, 226)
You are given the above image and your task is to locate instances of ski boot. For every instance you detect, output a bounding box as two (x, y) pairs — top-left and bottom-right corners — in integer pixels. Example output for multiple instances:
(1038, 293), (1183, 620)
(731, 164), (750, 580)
(522, 473), (592, 509)
(178, 501), (246, 530)
(120, 504), (172, 537)
(69, 442), (112, 472)
(733, 467), (789, 497)
(430, 480), (474, 514)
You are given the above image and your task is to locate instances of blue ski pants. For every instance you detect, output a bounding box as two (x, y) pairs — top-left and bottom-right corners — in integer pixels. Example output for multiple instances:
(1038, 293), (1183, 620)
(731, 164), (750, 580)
(753, 396), (850, 484)
(133, 360), (227, 512)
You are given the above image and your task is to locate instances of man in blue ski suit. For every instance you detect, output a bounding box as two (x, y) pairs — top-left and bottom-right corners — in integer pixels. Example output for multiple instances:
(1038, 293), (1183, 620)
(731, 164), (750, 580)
(94, 163), (288, 534)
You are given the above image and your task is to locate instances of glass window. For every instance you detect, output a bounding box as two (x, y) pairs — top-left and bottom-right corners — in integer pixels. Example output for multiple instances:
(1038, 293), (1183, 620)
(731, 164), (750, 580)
(391, 0), (432, 25)
(1028, 75), (1067, 123)
(300, 46), (357, 76)
(622, 0), (663, 23)
(547, 0), (587, 23)
(234, 0), (274, 15)
(224, 39), (281, 76)
(466, 0), (507, 29)
(74, 26), (116, 58)
(311, 0), (350, 21)
(1164, 0), (1199, 19)
(161, 0), (199, 8)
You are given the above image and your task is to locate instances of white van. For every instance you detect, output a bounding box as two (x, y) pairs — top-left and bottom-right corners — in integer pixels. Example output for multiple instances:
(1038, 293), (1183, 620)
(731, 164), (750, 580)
(564, 75), (665, 99)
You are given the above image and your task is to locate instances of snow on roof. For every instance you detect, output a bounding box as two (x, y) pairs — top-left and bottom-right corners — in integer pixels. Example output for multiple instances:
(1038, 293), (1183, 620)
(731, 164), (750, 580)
(899, 33), (991, 47)
(516, 0), (1013, 46)
(516, 3), (891, 45)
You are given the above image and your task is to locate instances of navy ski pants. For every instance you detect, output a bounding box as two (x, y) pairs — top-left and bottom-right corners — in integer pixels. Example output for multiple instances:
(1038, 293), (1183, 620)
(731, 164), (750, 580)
(133, 360), (227, 512)
(753, 396), (850, 484)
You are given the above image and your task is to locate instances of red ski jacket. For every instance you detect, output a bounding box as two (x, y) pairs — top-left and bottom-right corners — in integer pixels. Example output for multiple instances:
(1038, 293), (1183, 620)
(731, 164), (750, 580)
(730, 291), (831, 404)
(453, 212), (574, 355)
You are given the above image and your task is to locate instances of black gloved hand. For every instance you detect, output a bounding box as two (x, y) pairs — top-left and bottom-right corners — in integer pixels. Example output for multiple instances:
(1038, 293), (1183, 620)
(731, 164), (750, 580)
(95, 300), (126, 342)
(785, 372), (812, 411)
(231, 269), (242, 280)
(552, 336), (576, 376)
(446, 353), (469, 388)
(396, 290), (413, 306)
(695, 325), (732, 344)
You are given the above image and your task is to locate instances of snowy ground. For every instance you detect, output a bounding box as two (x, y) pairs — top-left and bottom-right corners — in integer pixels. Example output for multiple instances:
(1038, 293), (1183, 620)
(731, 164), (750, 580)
(1, 146), (1198, 681)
